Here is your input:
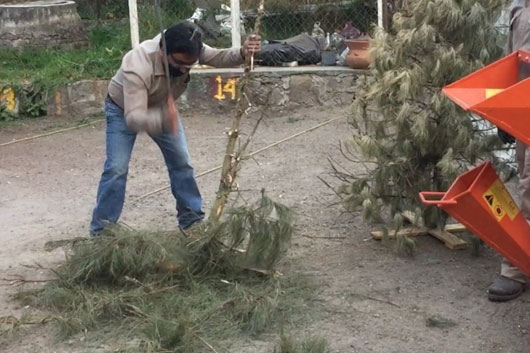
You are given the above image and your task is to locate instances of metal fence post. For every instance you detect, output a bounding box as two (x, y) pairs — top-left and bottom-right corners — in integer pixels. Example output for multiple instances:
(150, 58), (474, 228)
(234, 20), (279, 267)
(377, 0), (384, 29)
(231, 0), (241, 48)
(128, 0), (140, 48)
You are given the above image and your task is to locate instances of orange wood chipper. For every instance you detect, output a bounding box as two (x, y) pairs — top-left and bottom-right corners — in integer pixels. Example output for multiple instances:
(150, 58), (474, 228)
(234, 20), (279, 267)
(420, 50), (530, 277)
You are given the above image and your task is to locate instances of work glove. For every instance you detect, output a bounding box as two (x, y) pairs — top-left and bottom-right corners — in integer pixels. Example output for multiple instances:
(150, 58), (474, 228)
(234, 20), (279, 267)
(497, 129), (515, 145)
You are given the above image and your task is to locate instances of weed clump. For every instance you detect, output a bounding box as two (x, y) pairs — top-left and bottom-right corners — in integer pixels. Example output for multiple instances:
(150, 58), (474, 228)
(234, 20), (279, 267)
(275, 334), (329, 353)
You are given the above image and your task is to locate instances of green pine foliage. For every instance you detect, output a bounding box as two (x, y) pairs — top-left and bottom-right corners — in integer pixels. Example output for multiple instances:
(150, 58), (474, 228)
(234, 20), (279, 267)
(12, 196), (313, 352)
(340, 0), (506, 228)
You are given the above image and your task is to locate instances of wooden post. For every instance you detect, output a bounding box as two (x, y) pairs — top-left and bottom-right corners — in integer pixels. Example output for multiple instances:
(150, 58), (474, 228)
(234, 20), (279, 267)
(230, 0), (241, 48)
(128, 0), (140, 48)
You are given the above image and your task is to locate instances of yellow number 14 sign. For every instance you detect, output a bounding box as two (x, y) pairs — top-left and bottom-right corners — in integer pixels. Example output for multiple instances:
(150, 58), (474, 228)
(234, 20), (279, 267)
(214, 75), (237, 101)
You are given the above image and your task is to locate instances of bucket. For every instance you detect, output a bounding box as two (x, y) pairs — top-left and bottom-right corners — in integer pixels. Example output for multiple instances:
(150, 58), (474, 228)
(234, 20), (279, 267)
(321, 50), (337, 66)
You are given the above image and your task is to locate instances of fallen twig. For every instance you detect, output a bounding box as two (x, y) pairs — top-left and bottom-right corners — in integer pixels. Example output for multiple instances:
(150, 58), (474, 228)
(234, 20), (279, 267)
(195, 334), (221, 353)
(44, 237), (89, 252)
(354, 293), (401, 308)
(20, 262), (48, 270)
(0, 316), (50, 340)
(301, 235), (346, 240)
(0, 119), (105, 147)
(0, 276), (56, 286)
(143, 284), (181, 296)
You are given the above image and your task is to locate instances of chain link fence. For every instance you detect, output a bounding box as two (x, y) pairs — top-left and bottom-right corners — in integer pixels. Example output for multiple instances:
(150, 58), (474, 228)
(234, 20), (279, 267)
(242, 0), (378, 40)
(74, 0), (378, 44)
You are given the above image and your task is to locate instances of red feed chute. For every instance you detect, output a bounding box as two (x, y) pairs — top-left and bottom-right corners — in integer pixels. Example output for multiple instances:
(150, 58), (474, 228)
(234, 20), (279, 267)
(420, 163), (530, 277)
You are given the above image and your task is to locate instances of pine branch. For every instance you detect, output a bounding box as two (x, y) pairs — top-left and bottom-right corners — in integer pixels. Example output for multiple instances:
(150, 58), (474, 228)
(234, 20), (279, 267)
(208, 0), (266, 222)
(238, 91), (272, 161)
(317, 176), (345, 201)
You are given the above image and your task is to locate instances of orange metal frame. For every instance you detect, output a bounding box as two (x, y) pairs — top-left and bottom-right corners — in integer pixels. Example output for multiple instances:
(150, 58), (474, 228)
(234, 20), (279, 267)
(443, 49), (530, 145)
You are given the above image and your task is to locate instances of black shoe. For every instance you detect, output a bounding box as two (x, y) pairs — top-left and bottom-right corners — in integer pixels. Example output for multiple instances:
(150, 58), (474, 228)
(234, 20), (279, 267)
(487, 276), (526, 302)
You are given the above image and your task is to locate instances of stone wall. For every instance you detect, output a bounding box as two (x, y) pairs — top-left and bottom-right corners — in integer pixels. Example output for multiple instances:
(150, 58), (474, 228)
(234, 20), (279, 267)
(0, 0), (87, 49)
(181, 67), (359, 114)
(47, 79), (109, 117)
(46, 67), (364, 117)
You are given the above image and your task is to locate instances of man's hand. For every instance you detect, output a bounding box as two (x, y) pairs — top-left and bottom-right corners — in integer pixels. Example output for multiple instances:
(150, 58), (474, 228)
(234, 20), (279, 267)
(166, 95), (178, 135)
(242, 35), (261, 58)
(497, 128), (515, 145)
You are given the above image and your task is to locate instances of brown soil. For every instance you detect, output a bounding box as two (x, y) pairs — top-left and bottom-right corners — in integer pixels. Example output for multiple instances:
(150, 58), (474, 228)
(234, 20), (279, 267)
(0, 107), (528, 353)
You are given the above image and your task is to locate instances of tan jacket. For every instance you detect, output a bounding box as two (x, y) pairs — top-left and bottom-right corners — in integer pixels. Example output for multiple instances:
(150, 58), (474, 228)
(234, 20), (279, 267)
(108, 34), (244, 134)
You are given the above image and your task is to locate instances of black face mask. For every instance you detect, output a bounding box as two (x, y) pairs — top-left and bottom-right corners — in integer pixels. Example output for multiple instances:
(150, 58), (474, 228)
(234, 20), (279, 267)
(168, 64), (184, 77)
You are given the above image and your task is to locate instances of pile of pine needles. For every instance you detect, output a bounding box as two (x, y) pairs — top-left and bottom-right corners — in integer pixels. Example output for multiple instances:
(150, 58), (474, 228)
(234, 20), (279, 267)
(15, 195), (317, 352)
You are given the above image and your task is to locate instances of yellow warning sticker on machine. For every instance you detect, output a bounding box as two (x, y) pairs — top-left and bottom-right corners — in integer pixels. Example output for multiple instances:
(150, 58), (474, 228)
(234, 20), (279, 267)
(483, 179), (520, 221)
(485, 88), (504, 99)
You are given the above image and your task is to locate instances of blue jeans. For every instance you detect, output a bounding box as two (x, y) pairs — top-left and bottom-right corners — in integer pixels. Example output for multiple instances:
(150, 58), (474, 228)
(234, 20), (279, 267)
(89, 98), (204, 234)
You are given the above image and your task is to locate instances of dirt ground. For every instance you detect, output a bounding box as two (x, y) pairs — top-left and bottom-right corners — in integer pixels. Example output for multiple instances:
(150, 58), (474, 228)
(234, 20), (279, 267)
(0, 106), (528, 353)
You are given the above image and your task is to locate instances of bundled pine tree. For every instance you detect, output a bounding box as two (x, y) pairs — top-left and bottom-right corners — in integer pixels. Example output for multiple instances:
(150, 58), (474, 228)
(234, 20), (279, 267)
(338, 0), (506, 229)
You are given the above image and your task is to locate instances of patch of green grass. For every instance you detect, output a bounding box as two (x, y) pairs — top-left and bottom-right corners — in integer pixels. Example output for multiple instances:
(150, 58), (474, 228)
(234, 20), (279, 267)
(0, 21), (130, 120)
(0, 3), (194, 89)
(0, 5), (195, 119)
(0, 105), (18, 123)
(0, 22), (129, 87)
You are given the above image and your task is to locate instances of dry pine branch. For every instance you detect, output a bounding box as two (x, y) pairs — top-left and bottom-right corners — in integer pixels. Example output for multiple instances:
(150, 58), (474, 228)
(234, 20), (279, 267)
(208, 0), (266, 222)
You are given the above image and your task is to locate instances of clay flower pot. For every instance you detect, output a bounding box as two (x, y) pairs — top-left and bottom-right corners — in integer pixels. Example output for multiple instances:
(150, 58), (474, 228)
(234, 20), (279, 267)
(344, 38), (372, 69)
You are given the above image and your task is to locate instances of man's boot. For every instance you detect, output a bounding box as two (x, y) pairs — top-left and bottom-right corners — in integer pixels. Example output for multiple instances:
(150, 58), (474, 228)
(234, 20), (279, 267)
(487, 276), (526, 302)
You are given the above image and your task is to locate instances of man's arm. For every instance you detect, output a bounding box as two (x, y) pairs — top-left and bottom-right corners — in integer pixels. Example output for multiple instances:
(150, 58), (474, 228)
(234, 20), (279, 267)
(199, 44), (245, 68)
(199, 36), (262, 68)
(123, 72), (165, 135)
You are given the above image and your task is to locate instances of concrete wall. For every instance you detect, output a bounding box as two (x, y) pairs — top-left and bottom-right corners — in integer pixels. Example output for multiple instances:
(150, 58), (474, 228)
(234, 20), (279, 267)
(0, 1), (87, 49)
(46, 67), (363, 117)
